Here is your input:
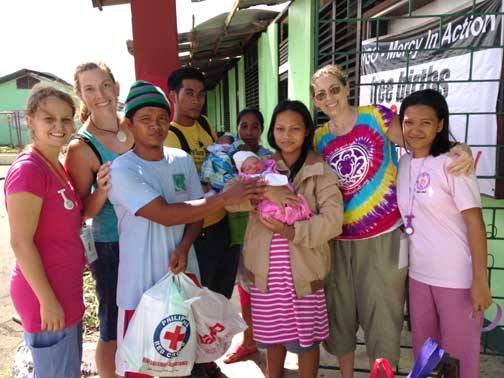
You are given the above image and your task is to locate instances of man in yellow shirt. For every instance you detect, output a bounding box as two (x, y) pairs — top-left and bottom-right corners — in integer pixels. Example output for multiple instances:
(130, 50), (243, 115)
(165, 65), (238, 304)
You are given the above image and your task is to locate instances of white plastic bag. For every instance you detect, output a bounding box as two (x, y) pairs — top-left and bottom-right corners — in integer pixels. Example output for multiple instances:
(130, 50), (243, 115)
(178, 273), (247, 363)
(119, 273), (196, 377)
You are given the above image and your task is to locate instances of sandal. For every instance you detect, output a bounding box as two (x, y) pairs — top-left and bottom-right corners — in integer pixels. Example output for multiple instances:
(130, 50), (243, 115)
(223, 344), (258, 364)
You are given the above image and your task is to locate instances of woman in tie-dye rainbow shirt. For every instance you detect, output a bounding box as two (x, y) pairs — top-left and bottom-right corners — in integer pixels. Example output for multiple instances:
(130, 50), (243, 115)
(311, 64), (473, 378)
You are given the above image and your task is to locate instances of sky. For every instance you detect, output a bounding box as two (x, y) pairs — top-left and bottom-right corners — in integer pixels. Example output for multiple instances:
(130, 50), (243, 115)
(0, 0), (282, 102)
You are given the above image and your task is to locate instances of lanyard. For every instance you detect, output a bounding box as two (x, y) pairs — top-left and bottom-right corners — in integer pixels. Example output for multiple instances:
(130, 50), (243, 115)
(31, 146), (76, 211)
(405, 156), (428, 235)
(31, 146), (71, 187)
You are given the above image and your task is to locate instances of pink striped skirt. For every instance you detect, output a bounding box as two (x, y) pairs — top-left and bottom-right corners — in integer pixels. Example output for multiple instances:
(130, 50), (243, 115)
(250, 233), (329, 348)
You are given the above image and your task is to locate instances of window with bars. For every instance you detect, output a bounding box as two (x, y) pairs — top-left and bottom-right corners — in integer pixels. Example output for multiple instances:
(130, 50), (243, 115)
(222, 74), (230, 132)
(279, 14), (289, 102)
(245, 39), (259, 109)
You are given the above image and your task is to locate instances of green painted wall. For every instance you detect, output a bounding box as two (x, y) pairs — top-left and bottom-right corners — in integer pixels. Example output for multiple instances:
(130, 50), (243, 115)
(219, 82), (225, 133)
(288, 0), (315, 109)
(227, 68), (237, 133)
(206, 88), (217, 130)
(258, 22), (279, 148)
(0, 78), (79, 146)
(237, 58), (246, 111)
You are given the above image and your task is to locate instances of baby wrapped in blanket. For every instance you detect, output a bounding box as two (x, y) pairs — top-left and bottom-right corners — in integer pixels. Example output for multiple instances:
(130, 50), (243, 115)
(233, 151), (312, 225)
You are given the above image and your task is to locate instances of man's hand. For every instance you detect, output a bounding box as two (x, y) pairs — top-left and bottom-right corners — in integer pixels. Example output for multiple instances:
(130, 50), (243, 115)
(169, 245), (189, 274)
(222, 177), (266, 205)
(447, 143), (474, 175)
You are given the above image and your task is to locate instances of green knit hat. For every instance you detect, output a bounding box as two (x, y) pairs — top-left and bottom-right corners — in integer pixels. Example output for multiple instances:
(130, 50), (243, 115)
(124, 80), (170, 119)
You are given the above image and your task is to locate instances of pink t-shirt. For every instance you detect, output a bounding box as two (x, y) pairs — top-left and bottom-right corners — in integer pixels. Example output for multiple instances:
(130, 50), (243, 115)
(4, 151), (85, 332)
(397, 153), (481, 289)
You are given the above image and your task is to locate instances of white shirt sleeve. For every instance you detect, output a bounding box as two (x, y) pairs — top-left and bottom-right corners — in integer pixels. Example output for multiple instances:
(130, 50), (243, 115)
(108, 163), (161, 215)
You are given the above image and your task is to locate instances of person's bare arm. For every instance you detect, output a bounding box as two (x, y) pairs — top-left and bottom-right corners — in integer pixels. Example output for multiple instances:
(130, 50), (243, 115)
(168, 220), (203, 274)
(385, 114), (404, 146)
(64, 139), (108, 221)
(461, 207), (492, 316)
(447, 144), (474, 175)
(136, 178), (265, 226)
(7, 192), (65, 332)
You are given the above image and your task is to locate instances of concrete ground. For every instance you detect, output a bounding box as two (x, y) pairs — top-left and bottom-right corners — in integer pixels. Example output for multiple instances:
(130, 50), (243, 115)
(1, 163), (503, 377)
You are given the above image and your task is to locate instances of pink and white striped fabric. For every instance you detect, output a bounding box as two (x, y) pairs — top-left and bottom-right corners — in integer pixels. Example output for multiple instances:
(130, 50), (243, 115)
(250, 233), (329, 348)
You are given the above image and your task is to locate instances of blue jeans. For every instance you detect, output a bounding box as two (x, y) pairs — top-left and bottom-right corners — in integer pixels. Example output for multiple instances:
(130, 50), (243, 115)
(93, 241), (119, 341)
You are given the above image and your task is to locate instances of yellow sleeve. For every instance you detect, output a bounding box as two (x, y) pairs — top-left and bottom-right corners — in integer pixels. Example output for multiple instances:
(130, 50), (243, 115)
(165, 130), (182, 149)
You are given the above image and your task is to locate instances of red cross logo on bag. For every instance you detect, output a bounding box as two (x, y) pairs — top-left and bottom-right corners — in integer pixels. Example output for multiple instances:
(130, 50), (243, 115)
(164, 325), (186, 350)
(153, 315), (191, 358)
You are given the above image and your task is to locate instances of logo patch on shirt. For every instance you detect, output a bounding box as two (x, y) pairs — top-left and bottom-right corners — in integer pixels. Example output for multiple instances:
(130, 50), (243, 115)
(173, 174), (186, 192)
(415, 172), (430, 193)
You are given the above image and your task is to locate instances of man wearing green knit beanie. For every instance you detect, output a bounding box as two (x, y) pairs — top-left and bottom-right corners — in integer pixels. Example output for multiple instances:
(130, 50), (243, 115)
(108, 81), (265, 378)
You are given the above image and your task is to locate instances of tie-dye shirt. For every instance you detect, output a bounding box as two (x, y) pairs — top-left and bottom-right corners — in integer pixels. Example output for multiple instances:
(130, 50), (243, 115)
(314, 105), (401, 240)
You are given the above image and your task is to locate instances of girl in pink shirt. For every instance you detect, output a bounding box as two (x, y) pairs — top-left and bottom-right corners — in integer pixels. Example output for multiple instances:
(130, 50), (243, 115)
(396, 89), (492, 378)
(5, 86), (86, 377)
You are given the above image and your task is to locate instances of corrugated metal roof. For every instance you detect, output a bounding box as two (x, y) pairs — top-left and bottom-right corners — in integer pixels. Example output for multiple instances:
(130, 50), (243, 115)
(96, 0), (289, 87)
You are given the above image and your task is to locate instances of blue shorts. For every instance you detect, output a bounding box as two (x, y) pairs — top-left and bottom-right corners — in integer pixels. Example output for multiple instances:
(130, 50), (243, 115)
(24, 322), (82, 378)
(93, 241), (119, 341)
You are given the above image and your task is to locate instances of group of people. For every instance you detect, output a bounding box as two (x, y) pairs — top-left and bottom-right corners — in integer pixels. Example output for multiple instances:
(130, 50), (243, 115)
(4, 61), (492, 378)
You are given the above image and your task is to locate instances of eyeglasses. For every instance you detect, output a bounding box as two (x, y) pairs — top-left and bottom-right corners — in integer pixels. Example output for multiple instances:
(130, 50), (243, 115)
(314, 85), (342, 102)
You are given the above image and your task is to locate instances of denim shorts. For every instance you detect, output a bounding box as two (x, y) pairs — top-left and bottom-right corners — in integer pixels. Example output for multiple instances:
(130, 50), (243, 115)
(256, 340), (320, 354)
(92, 241), (119, 341)
(24, 322), (82, 378)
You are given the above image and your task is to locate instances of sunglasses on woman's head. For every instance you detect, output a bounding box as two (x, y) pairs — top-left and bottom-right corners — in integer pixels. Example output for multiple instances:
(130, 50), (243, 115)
(314, 85), (342, 102)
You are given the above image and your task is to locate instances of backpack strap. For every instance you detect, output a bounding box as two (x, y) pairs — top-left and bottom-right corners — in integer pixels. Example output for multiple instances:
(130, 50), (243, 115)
(170, 116), (215, 154)
(72, 134), (103, 165)
(170, 127), (191, 154)
(198, 115), (215, 142)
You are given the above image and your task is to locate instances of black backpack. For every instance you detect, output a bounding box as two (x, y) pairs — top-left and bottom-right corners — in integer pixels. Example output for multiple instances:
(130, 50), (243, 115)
(170, 115), (215, 154)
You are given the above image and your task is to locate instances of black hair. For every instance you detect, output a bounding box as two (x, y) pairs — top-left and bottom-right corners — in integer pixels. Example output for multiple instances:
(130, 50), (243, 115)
(399, 89), (452, 157)
(267, 100), (315, 181)
(237, 107), (264, 131)
(167, 66), (206, 93)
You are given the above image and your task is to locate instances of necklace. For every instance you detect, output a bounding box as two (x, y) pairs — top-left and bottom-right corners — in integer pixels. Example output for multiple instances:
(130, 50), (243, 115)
(329, 109), (357, 136)
(405, 155), (428, 235)
(32, 147), (75, 211)
(90, 116), (127, 143)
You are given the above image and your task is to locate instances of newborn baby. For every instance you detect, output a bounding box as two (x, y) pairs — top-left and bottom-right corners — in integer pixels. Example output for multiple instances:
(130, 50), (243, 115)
(200, 134), (236, 195)
(233, 151), (312, 225)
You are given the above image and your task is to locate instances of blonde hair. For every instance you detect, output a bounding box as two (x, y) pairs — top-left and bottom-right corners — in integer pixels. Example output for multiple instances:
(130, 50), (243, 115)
(73, 62), (116, 123)
(26, 85), (76, 118)
(310, 64), (348, 96)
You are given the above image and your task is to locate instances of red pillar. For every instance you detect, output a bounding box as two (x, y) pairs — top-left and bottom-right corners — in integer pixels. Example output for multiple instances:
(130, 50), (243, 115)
(130, 0), (179, 95)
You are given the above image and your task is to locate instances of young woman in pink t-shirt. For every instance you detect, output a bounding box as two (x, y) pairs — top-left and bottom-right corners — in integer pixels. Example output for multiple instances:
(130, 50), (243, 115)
(5, 86), (86, 377)
(396, 89), (492, 378)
